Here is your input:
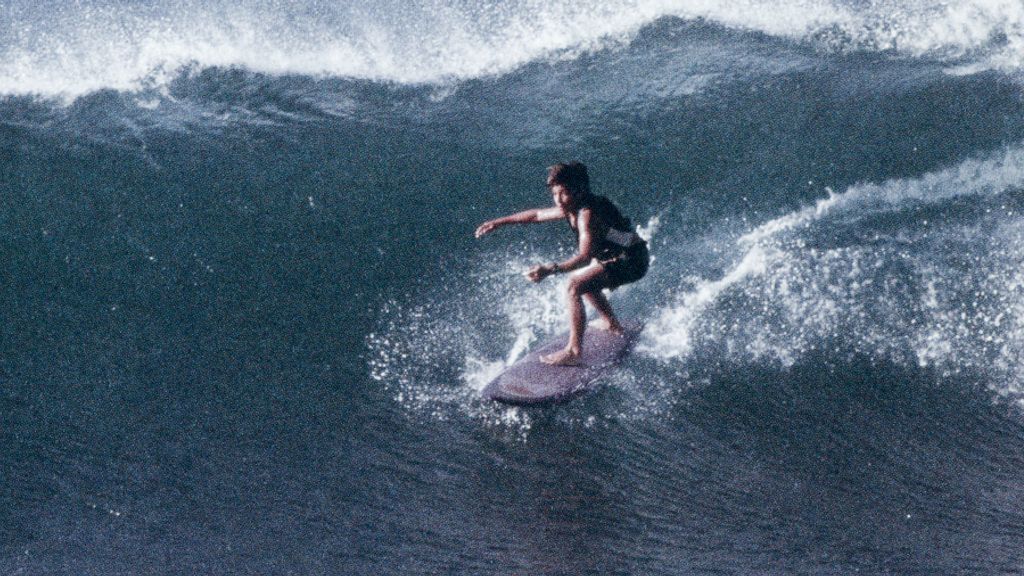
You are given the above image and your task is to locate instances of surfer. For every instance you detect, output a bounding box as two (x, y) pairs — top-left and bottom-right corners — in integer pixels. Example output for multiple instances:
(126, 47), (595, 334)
(475, 162), (649, 366)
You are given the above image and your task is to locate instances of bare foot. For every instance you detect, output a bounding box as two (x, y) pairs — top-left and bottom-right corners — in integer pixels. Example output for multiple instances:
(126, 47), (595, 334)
(541, 349), (582, 366)
(589, 319), (625, 335)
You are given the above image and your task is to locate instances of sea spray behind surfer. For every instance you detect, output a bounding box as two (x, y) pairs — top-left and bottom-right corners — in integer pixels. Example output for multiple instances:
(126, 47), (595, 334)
(475, 162), (649, 366)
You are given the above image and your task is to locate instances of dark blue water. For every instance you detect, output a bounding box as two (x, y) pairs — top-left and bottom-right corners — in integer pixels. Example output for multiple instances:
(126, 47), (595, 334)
(4, 2), (1024, 574)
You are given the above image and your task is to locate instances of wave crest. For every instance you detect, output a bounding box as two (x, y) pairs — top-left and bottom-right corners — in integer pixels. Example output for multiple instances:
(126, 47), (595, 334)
(2, 0), (1022, 101)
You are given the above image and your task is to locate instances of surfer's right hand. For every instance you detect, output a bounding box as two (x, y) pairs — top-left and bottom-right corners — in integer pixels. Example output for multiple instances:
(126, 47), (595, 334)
(475, 220), (498, 238)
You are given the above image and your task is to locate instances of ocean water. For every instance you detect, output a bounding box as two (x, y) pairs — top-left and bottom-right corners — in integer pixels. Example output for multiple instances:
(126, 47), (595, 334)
(4, 1), (1024, 574)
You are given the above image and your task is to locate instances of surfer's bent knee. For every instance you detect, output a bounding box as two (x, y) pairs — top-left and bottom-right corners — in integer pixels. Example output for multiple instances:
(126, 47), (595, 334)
(567, 278), (584, 298)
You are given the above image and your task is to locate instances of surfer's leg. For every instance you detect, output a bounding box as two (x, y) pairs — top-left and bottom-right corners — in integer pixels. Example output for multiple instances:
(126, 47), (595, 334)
(542, 262), (610, 366)
(584, 291), (624, 335)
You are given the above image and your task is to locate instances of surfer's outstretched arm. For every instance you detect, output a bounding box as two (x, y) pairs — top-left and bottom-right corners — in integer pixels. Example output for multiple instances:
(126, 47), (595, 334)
(474, 206), (565, 238)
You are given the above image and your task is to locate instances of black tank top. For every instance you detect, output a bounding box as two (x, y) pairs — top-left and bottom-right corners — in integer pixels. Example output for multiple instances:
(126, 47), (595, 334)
(567, 194), (640, 260)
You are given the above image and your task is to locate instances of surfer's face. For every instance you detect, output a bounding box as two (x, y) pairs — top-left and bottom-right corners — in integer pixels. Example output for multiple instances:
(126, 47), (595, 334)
(550, 183), (575, 210)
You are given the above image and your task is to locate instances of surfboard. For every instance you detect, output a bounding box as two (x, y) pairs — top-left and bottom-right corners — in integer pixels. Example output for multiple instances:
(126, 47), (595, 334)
(481, 321), (643, 405)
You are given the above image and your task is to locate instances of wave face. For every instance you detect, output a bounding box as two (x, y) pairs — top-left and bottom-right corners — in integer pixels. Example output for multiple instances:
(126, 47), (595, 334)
(4, 5), (1024, 576)
(2, 0), (1024, 99)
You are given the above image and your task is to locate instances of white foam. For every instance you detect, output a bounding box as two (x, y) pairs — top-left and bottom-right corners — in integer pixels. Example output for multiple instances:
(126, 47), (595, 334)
(642, 144), (1024, 398)
(461, 356), (507, 393)
(367, 253), (560, 425)
(2, 0), (1022, 100)
(641, 244), (772, 359)
(637, 214), (662, 243)
(741, 146), (1024, 247)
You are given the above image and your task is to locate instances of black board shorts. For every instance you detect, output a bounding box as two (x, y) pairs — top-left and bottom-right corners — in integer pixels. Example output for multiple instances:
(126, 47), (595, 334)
(599, 241), (649, 290)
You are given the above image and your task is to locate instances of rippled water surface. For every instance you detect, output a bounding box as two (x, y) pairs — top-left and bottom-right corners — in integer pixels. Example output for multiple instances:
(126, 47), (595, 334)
(3, 1), (1024, 574)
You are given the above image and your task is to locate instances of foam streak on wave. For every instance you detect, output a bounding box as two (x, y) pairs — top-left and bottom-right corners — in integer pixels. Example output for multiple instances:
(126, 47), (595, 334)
(741, 146), (1024, 246)
(2, 0), (1022, 101)
(642, 145), (1024, 398)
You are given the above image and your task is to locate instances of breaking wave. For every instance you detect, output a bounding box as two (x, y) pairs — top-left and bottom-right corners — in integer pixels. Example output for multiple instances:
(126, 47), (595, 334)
(2, 0), (1023, 100)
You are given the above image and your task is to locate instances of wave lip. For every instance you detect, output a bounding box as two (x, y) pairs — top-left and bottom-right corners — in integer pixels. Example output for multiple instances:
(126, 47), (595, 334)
(3, 0), (1023, 101)
(0, 0), (663, 100)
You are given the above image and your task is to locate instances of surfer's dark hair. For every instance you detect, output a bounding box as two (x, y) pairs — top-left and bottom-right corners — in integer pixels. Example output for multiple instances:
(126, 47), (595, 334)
(547, 162), (591, 197)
